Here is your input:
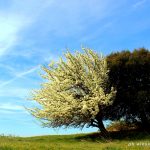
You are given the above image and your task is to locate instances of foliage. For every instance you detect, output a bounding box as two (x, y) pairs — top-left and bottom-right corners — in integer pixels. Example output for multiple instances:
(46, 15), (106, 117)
(107, 48), (150, 128)
(29, 48), (116, 131)
(107, 121), (139, 131)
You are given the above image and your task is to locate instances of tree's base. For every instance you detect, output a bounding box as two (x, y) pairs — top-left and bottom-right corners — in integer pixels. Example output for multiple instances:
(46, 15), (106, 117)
(100, 130), (112, 141)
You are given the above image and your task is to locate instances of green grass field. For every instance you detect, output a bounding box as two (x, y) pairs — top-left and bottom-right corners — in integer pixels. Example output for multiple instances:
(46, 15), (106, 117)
(0, 130), (150, 150)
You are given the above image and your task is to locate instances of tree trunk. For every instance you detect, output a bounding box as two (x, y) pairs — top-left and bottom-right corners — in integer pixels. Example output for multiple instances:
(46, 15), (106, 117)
(97, 119), (109, 137)
(95, 112), (110, 138)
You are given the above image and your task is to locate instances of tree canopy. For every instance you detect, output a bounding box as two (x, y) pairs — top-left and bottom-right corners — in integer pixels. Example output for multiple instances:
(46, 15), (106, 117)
(107, 48), (150, 129)
(29, 48), (116, 134)
(29, 47), (150, 134)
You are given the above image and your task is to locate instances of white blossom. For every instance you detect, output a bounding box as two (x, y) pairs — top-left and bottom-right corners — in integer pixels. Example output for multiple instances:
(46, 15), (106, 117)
(29, 48), (116, 129)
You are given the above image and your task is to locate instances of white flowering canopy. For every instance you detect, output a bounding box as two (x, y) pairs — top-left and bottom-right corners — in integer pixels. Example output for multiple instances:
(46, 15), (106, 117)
(30, 48), (116, 129)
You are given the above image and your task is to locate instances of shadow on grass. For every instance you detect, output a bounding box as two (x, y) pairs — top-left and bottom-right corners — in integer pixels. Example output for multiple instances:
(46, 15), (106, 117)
(74, 129), (150, 142)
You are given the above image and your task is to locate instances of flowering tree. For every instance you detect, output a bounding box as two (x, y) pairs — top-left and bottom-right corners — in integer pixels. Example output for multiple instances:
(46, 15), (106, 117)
(29, 48), (116, 134)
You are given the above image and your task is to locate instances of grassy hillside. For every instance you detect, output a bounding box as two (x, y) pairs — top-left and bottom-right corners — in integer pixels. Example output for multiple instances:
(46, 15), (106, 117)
(0, 130), (150, 150)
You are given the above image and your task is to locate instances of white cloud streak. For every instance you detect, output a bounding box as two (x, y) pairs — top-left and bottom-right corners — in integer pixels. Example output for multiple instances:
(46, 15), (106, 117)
(0, 102), (28, 114)
(0, 87), (29, 98)
(0, 15), (23, 56)
(0, 11), (33, 57)
(0, 0), (54, 57)
(133, 0), (146, 8)
(0, 65), (40, 88)
(0, 103), (24, 111)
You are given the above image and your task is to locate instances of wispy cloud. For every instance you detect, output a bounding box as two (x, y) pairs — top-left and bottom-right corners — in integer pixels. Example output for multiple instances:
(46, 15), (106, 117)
(0, 0), (54, 57)
(0, 87), (29, 99)
(0, 103), (24, 111)
(133, 0), (146, 8)
(0, 102), (27, 115)
(0, 14), (24, 56)
(34, 0), (118, 37)
(0, 65), (40, 88)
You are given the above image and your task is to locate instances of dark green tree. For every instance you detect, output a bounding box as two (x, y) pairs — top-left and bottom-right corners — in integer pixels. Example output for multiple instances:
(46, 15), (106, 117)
(107, 48), (150, 130)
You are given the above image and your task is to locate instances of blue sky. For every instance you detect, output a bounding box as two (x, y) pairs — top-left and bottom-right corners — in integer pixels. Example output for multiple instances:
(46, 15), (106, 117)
(0, 0), (150, 136)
